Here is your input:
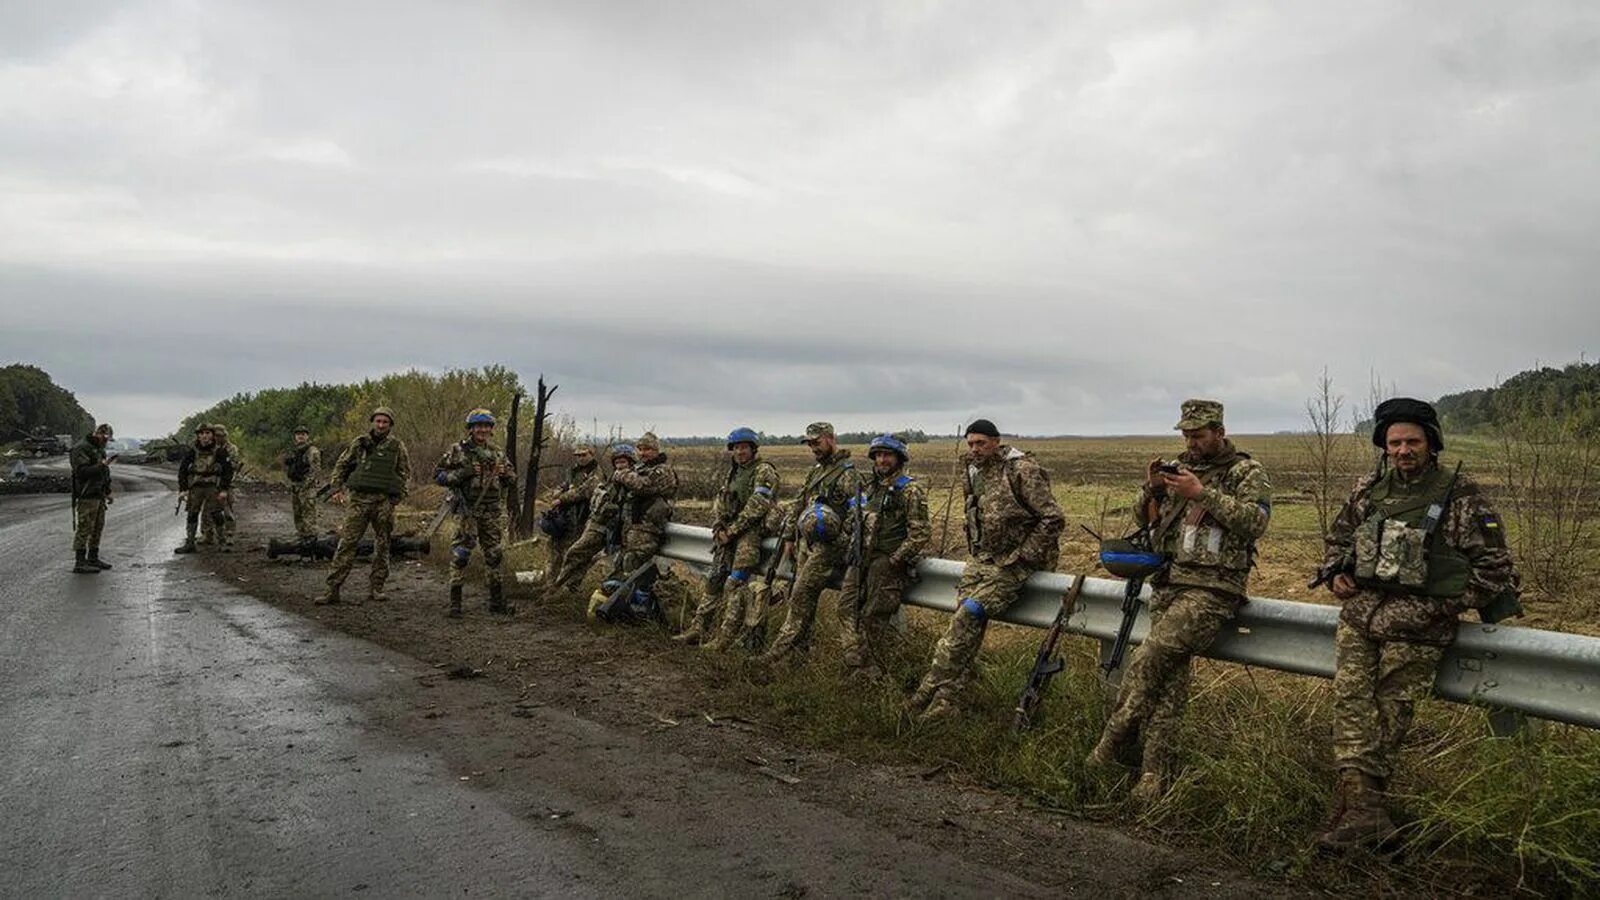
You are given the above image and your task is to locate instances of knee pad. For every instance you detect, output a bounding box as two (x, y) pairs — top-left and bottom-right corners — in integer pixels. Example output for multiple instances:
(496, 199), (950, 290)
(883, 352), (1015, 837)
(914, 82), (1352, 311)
(956, 597), (987, 623)
(726, 569), (750, 590)
(451, 546), (471, 568)
(483, 548), (502, 567)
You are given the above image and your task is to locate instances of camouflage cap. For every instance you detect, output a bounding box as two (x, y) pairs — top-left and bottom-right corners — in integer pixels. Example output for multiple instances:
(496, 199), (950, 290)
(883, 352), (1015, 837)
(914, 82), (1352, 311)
(573, 445), (595, 457)
(370, 406), (395, 423)
(1174, 399), (1224, 431)
(802, 422), (835, 443)
(636, 431), (660, 451)
(292, 424), (310, 434)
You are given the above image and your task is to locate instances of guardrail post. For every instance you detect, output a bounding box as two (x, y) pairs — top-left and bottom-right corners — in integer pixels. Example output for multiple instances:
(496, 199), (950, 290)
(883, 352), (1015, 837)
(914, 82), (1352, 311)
(1486, 709), (1531, 738)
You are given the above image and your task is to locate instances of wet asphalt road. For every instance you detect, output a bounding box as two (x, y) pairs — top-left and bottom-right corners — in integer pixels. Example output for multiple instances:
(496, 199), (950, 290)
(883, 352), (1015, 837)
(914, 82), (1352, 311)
(0, 471), (1062, 898)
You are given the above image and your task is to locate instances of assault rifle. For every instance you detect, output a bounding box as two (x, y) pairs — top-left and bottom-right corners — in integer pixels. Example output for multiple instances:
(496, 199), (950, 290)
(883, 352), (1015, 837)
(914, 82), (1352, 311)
(1012, 573), (1085, 733)
(595, 560), (663, 623)
(752, 537), (794, 607)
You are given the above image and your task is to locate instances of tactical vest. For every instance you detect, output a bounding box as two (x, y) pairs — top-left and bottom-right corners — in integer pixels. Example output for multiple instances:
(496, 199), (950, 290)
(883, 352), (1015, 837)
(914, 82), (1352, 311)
(1351, 466), (1470, 598)
(189, 444), (226, 484)
(286, 445), (313, 482)
(866, 474), (915, 551)
(1152, 454), (1257, 575)
(454, 442), (505, 506)
(717, 460), (764, 525)
(346, 434), (405, 495)
(627, 458), (677, 528)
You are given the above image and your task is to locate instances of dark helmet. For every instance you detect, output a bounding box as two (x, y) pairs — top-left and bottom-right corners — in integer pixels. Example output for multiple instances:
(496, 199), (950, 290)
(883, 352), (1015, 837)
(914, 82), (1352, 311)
(867, 433), (909, 463)
(465, 408), (496, 428)
(1372, 398), (1443, 452)
(726, 427), (760, 449)
(611, 443), (639, 463)
(195, 423), (215, 435)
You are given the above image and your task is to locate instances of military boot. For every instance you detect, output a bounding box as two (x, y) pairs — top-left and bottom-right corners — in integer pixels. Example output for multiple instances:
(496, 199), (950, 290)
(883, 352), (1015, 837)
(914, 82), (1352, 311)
(917, 691), (961, 725)
(314, 584), (342, 606)
(488, 582), (512, 616)
(902, 680), (938, 720)
(1130, 772), (1166, 810)
(1315, 770), (1395, 853)
(72, 550), (101, 574)
(87, 548), (113, 569)
(367, 588), (387, 604)
(447, 585), (464, 619)
(174, 536), (197, 554)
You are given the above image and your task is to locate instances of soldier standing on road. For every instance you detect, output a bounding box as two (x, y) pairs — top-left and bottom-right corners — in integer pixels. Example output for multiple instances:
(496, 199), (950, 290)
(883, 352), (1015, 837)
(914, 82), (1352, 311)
(836, 434), (931, 679)
(758, 422), (863, 665)
(69, 423), (116, 574)
(436, 409), (517, 618)
(282, 425), (322, 539)
(1312, 399), (1518, 852)
(693, 428), (780, 649)
(174, 424), (234, 555)
(203, 423), (242, 550)
(549, 444), (636, 595)
(589, 432), (677, 619)
(1086, 400), (1273, 807)
(317, 407), (411, 606)
(904, 419), (1064, 724)
(541, 446), (601, 586)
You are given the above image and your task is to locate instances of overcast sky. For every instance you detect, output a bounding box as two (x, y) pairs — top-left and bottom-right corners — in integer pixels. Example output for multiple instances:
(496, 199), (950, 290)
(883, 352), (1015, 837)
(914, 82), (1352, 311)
(2, 1), (1597, 439)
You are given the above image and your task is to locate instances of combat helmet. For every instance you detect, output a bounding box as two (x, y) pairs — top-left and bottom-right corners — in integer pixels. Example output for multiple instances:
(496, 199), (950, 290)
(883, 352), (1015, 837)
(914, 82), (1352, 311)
(465, 408), (496, 428)
(1371, 398), (1443, 452)
(867, 433), (910, 463)
(799, 501), (842, 544)
(726, 427), (759, 449)
(610, 443), (639, 464)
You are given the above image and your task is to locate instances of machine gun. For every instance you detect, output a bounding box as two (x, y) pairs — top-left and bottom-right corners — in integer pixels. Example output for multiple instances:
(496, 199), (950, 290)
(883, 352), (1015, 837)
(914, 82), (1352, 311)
(1012, 574), (1085, 733)
(266, 534), (432, 560)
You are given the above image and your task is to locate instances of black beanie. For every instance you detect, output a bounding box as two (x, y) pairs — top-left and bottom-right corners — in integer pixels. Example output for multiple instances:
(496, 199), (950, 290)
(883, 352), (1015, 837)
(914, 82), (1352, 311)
(965, 419), (1001, 439)
(1372, 398), (1444, 452)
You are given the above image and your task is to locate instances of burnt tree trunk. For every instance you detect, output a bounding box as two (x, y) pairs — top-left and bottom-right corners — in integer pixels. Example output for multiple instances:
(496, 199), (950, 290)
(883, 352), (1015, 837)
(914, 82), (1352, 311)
(515, 376), (556, 537)
(504, 392), (523, 532)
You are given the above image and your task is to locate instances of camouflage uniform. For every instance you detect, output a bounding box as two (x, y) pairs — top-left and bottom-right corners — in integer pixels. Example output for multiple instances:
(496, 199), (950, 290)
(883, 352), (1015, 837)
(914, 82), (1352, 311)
(435, 438), (516, 593)
(202, 424), (241, 548)
(907, 444), (1064, 720)
(606, 436), (677, 590)
(176, 432), (234, 553)
(551, 472), (629, 592)
(69, 429), (114, 571)
(837, 461), (931, 674)
(761, 427), (863, 664)
(1091, 402), (1272, 797)
(545, 455), (602, 583)
(697, 456), (781, 647)
(321, 419), (411, 603)
(284, 438), (322, 539)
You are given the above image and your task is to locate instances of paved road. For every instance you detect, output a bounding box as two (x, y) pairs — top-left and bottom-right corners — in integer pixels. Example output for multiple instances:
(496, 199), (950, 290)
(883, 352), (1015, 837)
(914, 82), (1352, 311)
(0, 472), (1066, 898)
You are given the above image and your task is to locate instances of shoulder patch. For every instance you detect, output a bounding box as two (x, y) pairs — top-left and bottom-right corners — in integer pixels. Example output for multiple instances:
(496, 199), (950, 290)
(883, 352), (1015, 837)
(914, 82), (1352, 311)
(893, 474), (913, 490)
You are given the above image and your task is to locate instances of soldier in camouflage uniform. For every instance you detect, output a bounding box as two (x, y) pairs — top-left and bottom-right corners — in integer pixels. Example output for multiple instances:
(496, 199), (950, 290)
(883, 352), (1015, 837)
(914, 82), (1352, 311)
(69, 424), (116, 574)
(586, 433), (677, 618)
(542, 446), (600, 586)
(550, 445), (635, 594)
(1313, 399), (1518, 852)
(436, 409), (518, 618)
(692, 428), (780, 649)
(282, 425), (322, 539)
(1087, 400), (1273, 807)
(174, 424), (234, 555)
(202, 423), (241, 550)
(905, 419), (1064, 723)
(317, 407), (411, 605)
(758, 422), (864, 665)
(836, 434), (930, 678)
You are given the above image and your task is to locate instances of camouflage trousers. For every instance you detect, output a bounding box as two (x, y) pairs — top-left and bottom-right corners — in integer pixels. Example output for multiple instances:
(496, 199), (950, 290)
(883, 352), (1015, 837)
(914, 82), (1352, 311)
(185, 484), (228, 545)
(326, 492), (395, 592)
(289, 481), (319, 538)
(201, 488), (237, 544)
(1100, 586), (1242, 778)
(1331, 620), (1444, 780)
(552, 524), (610, 592)
(449, 511), (505, 588)
(72, 497), (107, 552)
(836, 553), (910, 671)
(764, 539), (845, 661)
(544, 523), (584, 586)
(912, 560), (1035, 706)
(614, 525), (664, 583)
(701, 531), (766, 641)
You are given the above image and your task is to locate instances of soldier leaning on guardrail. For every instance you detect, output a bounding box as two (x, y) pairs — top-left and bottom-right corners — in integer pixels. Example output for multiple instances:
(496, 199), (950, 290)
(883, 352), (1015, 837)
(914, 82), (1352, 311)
(281, 425), (322, 539)
(904, 419), (1065, 724)
(1312, 398), (1520, 854)
(549, 444), (636, 595)
(693, 428), (780, 650)
(836, 434), (930, 681)
(538, 446), (600, 587)
(1085, 399), (1273, 808)
(69, 423), (116, 574)
(592, 433), (678, 621)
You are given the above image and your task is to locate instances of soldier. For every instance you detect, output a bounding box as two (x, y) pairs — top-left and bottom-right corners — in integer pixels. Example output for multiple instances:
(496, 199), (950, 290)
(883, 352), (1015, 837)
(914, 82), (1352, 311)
(174, 424), (234, 554)
(282, 425), (322, 539)
(317, 407), (411, 605)
(202, 423), (241, 550)
(1086, 399), (1273, 807)
(692, 428), (780, 649)
(69, 423), (116, 574)
(757, 422), (863, 665)
(1312, 399), (1517, 852)
(541, 446), (601, 585)
(588, 432), (677, 619)
(436, 409), (517, 617)
(904, 419), (1064, 723)
(836, 434), (931, 678)
(549, 444), (635, 595)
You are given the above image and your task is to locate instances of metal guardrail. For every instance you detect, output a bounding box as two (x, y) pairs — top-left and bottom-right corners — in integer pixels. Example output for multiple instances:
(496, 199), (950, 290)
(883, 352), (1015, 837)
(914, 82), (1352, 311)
(657, 523), (1600, 731)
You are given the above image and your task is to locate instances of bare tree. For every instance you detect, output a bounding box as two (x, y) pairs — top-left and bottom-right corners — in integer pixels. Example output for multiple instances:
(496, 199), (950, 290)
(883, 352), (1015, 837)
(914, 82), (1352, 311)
(1300, 367), (1352, 538)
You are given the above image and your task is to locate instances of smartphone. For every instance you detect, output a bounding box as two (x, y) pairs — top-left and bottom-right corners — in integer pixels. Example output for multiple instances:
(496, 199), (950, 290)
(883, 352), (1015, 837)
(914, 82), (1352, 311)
(1156, 462), (1181, 475)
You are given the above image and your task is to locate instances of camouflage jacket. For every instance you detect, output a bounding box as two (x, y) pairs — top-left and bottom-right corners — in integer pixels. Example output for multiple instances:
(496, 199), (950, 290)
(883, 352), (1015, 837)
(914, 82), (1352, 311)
(846, 467), (931, 565)
(789, 448), (862, 545)
(69, 435), (112, 499)
(962, 446), (1064, 568)
(434, 440), (515, 511)
(1138, 441), (1271, 597)
(179, 440), (234, 491)
(585, 474), (629, 536)
(612, 454), (679, 534)
(284, 444), (321, 486)
(331, 432), (411, 499)
(1326, 461), (1517, 645)
(713, 457), (780, 538)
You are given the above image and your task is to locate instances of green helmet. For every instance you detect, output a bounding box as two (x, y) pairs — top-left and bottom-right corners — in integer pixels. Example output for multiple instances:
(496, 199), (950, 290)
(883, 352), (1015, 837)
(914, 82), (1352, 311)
(370, 406), (396, 423)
